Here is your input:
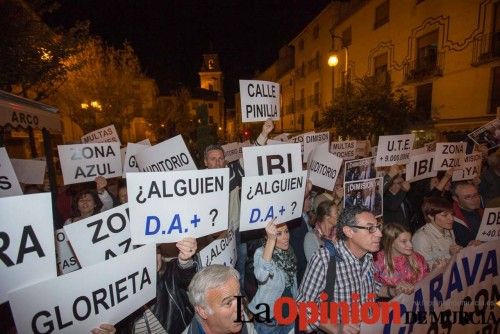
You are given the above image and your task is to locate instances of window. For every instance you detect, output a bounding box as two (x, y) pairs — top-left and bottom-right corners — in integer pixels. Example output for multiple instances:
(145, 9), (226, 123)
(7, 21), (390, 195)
(416, 83), (432, 120)
(209, 116), (213, 124)
(299, 39), (304, 51)
(313, 81), (320, 105)
(342, 27), (352, 47)
(208, 103), (214, 108)
(374, 0), (390, 29)
(490, 66), (500, 114)
(313, 25), (319, 40)
(374, 53), (388, 84)
(417, 30), (439, 71)
(300, 88), (305, 109)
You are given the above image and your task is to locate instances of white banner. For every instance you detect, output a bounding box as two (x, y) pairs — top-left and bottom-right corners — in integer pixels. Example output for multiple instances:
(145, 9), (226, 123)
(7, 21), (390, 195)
(123, 141), (152, 177)
(57, 143), (122, 185)
(344, 177), (383, 217)
(452, 153), (482, 181)
(127, 169), (229, 244)
(308, 142), (343, 191)
(64, 204), (132, 267)
(0, 147), (23, 197)
(375, 134), (415, 167)
(0, 193), (56, 304)
(406, 152), (438, 183)
(11, 158), (46, 185)
(135, 135), (197, 172)
(330, 140), (357, 161)
(239, 80), (280, 123)
(81, 124), (121, 145)
(243, 143), (302, 176)
(433, 142), (465, 171)
(239, 171), (307, 232)
(344, 157), (377, 182)
(55, 228), (81, 275)
(198, 229), (237, 268)
(363, 240), (500, 334)
(222, 142), (241, 163)
(476, 207), (500, 242)
(9, 243), (157, 334)
(303, 131), (330, 163)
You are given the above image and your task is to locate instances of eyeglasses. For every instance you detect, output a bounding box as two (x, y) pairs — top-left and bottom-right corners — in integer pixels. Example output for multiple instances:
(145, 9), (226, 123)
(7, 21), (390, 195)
(351, 224), (384, 233)
(462, 193), (480, 200)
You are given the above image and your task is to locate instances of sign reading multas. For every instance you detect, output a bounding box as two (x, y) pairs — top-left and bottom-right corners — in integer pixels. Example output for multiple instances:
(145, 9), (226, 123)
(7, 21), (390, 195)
(239, 80), (280, 122)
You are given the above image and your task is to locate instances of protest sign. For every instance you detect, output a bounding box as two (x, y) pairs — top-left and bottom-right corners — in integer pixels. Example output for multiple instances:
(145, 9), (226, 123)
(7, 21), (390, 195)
(267, 139), (287, 145)
(81, 124), (121, 145)
(55, 228), (81, 275)
(10, 158), (46, 185)
(363, 240), (500, 334)
(127, 168), (229, 244)
(198, 229), (237, 268)
(64, 204), (132, 267)
(123, 141), (152, 177)
(330, 140), (357, 161)
(424, 141), (436, 152)
(222, 142), (241, 163)
(308, 142), (342, 191)
(239, 171), (307, 232)
(303, 131), (330, 163)
(375, 134), (415, 167)
(411, 146), (428, 156)
(239, 80), (280, 122)
(58, 142), (122, 185)
(135, 135), (197, 172)
(344, 177), (383, 217)
(243, 143), (302, 176)
(433, 142), (465, 171)
(0, 193), (56, 304)
(406, 152), (438, 183)
(289, 132), (314, 158)
(0, 147), (23, 197)
(344, 157), (377, 182)
(476, 207), (500, 242)
(9, 243), (156, 334)
(468, 118), (500, 150)
(452, 153), (482, 181)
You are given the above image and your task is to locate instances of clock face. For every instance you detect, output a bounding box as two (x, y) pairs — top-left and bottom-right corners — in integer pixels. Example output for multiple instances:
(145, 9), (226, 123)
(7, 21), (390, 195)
(208, 58), (215, 70)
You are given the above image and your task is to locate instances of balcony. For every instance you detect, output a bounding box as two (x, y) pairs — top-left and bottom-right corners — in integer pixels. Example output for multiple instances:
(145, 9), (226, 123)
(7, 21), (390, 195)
(403, 52), (444, 83)
(472, 32), (500, 66)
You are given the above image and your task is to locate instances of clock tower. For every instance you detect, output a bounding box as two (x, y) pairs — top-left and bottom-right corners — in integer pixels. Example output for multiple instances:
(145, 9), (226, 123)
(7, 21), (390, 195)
(199, 54), (223, 97)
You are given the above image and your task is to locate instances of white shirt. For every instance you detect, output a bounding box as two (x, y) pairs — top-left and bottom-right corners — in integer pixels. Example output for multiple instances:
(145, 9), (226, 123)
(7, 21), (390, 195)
(412, 223), (457, 267)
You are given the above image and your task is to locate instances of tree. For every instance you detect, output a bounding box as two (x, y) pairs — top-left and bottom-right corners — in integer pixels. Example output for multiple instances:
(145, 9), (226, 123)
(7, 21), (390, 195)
(0, 0), (88, 100)
(319, 75), (417, 142)
(49, 37), (147, 138)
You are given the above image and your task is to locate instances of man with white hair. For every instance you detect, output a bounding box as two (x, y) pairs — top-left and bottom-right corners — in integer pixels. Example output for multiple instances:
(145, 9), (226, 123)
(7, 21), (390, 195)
(183, 265), (256, 334)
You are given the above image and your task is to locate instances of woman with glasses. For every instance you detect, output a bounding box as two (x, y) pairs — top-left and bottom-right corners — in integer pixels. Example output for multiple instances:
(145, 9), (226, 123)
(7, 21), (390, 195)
(374, 223), (429, 297)
(412, 197), (461, 269)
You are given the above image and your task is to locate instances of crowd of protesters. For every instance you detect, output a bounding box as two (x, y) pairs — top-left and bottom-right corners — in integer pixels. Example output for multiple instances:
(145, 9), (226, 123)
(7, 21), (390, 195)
(2, 119), (499, 334)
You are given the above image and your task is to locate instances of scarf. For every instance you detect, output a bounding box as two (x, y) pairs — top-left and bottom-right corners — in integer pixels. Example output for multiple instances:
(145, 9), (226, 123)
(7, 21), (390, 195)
(271, 247), (297, 287)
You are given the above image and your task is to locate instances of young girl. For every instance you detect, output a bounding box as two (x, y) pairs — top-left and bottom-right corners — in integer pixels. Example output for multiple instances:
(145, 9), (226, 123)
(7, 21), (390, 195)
(374, 223), (429, 293)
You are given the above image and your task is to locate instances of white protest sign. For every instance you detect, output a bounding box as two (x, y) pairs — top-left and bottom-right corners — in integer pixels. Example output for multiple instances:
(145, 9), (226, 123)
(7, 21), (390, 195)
(57, 142), (122, 185)
(239, 80), (280, 122)
(406, 152), (438, 183)
(127, 168), (229, 244)
(424, 141), (436, 152)
(433, 142), (465, 171)
(81, 124), (121, 145)
(267, 139), (287, 145)
(0, 147), (23, 197)
(123, 141), (152, 177)
(289, 132), (314, 157)
(135, 135), (197, 172)
(222, 142), (241, 163)
(64, 204), (132, 267)
(0, 193), (56, 304)
(239, 171), (307, 232)
(344, 157), (377, 182)
(308, 142), (342, 191)
(243, 143), (302, 176)
(55, 228), (81, 275)
(362, 240), (500, 334)
(452, 152), (482, 181)
(375, 134), (415, 167)
(410, 146), (428, 156)
(238, 140), (252, 155)
(198, 229), (237, 268)
(476, 208), (500, 242)
(9, 243), (156, 334)
(330, 140), (357, 160)
(10, 158), (46, 185)
(344, 177), (383, 217)
(303, 131), (330, 163)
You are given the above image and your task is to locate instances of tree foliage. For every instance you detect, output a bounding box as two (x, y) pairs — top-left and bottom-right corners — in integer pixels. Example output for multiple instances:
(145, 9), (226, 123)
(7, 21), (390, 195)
(0, 0), (88, 100)
(319, 75), (416, 142)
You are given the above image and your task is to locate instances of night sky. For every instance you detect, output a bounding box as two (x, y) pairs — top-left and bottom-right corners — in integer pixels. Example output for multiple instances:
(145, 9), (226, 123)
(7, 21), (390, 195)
(45, 0), (331, 104)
